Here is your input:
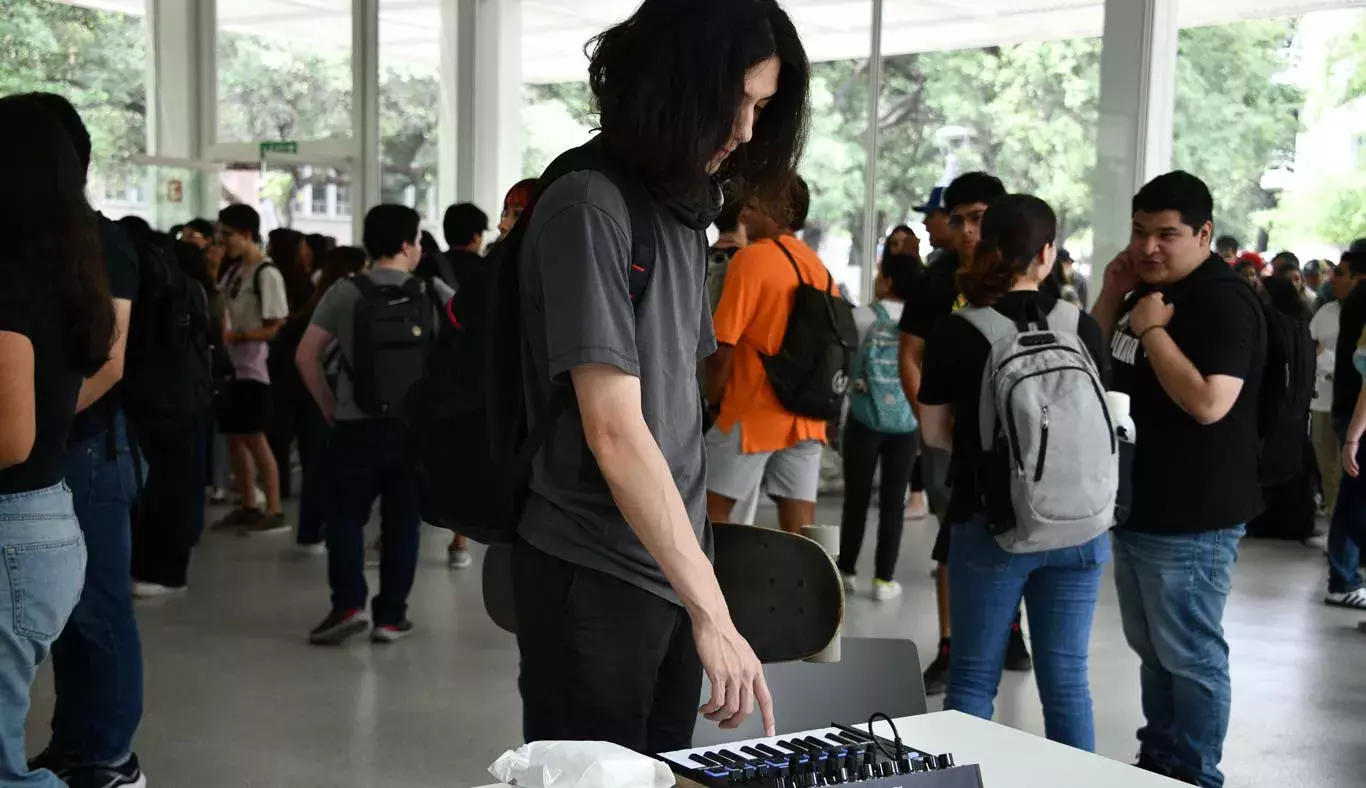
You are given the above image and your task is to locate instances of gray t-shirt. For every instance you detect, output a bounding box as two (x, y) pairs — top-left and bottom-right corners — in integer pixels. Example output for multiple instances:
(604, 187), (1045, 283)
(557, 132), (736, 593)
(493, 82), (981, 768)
(310, 266), (419, 422)
(518, 170), (717, 605)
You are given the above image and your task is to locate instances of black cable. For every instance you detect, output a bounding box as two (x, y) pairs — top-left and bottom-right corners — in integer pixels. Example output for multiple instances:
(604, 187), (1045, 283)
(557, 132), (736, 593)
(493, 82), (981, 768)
(866, 712), (904, 762)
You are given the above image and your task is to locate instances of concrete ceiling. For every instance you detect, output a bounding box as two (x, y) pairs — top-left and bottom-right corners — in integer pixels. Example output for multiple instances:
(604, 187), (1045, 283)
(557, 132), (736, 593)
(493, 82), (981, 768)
(55, 0), (1366, 83)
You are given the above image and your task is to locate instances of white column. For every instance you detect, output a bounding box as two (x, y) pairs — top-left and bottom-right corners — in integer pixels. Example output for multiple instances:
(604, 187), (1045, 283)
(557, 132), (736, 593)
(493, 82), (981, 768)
(467, 0), (522, 218)
(438, 0), (471, 213)
(353, 0), (381, 238)
(1091, 0), (1178, 290)
(859, 0), (884, 305)
(146, 0), (210, 224)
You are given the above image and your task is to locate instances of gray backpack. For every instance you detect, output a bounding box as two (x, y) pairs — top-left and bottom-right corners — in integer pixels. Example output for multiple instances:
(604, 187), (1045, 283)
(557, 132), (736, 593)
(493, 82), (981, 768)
(961, 301), (1117, 554)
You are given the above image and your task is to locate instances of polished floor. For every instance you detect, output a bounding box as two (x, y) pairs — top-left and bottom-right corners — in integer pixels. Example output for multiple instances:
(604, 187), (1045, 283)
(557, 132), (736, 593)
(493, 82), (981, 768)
(24, 499), (1366, 788)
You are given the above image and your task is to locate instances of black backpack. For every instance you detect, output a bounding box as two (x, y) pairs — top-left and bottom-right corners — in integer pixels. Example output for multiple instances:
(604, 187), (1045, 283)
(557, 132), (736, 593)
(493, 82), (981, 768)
(121, 237), (213, 429)
(759, 238), (859, 422)
(404, 140), (657, 543)
(342, 274), (439, 419)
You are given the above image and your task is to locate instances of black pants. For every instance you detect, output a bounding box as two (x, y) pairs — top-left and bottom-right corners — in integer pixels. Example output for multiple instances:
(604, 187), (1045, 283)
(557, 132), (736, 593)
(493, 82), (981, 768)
(325, 420), (422, 625)
(268, 384), (322, 499)
(513, 540), (702, 753)
(132, 413), (207, 588)
(837, 419), (919, 582)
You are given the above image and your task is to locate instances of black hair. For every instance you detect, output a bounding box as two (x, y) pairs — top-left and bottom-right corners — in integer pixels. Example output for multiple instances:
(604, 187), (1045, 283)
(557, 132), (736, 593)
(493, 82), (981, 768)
(587, 0), (810, 204)
(1346, 251), (1366, 278)
(1216, 235), (1240, 254)
(1274, 260), (1302, 279)
(174, 240), (214, 296)
(959, 194), (1057, 308)
(218, 203), (262, 243)
(305, 233), (330, 268)
(267, 227), (313, 311)
(0, 97), (113, 375)
(1262, 274), (1311, 322)
(420, 230), (442, 259)
(363, 204), (422, 261)
(880, 252), (919, 301)
(788, 176), (810, 232)
(117, 215), (154, 241)
(943, 172), (1006, 214)
(882, 225), (917, 264)
(305, 246), (369, 312)
(168, 223), (185, 240)
(715, 194), (744, 235)
(1132, 171), (1214, 233)
(19, 93), (92, 176)
(1235, 258), (1261, 279)
(184, 218), (215, 240)
(443, 203), (489, 250)
(1271, 251), (1300, 270)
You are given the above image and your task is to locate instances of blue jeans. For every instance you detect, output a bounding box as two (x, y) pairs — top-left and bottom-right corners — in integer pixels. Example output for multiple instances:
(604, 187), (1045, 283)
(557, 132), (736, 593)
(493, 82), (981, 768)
(1330, 417), (1364, 593)
(1113, 525), (1245, 788)
(945, 518), (1109, 751)
(51, 416), (143, 766)
(0, 483), (86, 787)
(324, 420), (422, 626)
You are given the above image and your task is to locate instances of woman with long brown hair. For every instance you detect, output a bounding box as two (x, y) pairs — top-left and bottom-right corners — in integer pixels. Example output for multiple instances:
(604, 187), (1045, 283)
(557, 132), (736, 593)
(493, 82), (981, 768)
(0, 96), (116, 788)
(917, 194), (1109, 751)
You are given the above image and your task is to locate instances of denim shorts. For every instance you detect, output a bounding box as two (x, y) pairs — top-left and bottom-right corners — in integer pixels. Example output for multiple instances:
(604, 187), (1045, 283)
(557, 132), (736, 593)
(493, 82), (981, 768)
(1, 482), (87, 642)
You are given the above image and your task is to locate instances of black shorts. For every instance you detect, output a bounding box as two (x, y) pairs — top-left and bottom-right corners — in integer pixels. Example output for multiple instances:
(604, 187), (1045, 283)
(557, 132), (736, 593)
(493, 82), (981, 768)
(217, 380), (272, 436)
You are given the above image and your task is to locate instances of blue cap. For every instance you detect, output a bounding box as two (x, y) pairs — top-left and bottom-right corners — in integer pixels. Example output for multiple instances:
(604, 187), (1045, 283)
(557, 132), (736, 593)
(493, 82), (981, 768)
(914, 187), (945, 214)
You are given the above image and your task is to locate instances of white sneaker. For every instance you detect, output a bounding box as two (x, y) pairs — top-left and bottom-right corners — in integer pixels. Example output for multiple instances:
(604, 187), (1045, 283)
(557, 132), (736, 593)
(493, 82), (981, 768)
(448, 548), (473, 570)
(132, 581), (185, 599)
(872, 579), (903, 602)
(294, 542), (326, 558)
(841, 572), (857, 593)
(1325, 588), (1366, 609)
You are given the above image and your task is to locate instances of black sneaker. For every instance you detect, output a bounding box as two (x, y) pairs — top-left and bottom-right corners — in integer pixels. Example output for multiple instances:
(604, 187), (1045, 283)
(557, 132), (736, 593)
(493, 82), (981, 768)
(1134, 752), (1169, 776)
(923, 639), (950, 696)
(371, 620), (415, 643)
(1005, 622), (1033, 672)
(309, 608), (370, 646)
(211, 507), (259, 531)
(240, 512), (290, 536)
(27, 750), (71, 780)
(63, 753), (146, 788)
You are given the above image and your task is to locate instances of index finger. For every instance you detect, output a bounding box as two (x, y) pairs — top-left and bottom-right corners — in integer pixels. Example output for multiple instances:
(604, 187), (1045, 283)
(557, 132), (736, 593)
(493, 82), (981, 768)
(755, 670), (776, 737)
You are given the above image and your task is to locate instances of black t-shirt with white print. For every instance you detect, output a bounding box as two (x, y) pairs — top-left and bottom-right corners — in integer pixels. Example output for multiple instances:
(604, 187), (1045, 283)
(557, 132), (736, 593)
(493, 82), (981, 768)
(1110, 254), (1267, 535)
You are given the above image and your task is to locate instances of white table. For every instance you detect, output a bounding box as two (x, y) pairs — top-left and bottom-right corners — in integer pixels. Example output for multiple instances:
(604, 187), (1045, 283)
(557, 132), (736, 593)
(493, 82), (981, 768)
(474, 710), (1184, 788)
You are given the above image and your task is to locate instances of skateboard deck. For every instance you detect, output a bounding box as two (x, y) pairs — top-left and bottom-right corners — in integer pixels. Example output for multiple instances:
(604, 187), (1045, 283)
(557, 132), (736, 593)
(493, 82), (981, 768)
(711, 522), (844, 664)
(482, 524), (845, 663)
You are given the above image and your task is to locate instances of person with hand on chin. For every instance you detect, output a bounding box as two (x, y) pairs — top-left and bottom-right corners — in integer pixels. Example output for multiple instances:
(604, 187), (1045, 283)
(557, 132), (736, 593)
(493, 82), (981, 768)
(1095, 171), (1266, 788)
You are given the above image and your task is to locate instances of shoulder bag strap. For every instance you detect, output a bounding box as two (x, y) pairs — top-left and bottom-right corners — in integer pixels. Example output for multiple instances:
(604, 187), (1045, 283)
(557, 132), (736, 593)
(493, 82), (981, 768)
(772, 237), (808, 287)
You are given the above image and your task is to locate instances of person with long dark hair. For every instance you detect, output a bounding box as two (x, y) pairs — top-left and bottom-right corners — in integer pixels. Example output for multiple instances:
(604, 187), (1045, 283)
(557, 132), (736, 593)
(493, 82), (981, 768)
(18, 92), (149, 788)
(0, 96), (116, 787)
(288, 245), (368, 553)
(514, 0), (809, 749)
(918, 194), (1109, 751)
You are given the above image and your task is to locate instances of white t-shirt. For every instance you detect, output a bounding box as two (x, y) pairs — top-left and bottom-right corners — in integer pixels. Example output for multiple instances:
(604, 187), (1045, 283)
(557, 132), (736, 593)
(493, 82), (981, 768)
(854, 299), (905, 343)
(223, 258), (290, 384)
(1310, 300), (1341, 413)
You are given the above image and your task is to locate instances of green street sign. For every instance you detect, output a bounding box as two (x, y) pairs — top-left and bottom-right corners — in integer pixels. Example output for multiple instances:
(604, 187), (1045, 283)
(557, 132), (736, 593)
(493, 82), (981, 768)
(259, 141), (299, 157)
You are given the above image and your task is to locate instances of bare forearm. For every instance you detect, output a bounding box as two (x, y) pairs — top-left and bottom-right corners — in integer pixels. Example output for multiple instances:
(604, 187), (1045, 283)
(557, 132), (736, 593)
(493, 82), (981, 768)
(76, 364), (122, 413)
(1347, 386), (1366, 446)
(899, 336), (924, 418)
(1141, 329), (1222, 424)
(705, 346), (734, 407)
(592, 422), (730, 624)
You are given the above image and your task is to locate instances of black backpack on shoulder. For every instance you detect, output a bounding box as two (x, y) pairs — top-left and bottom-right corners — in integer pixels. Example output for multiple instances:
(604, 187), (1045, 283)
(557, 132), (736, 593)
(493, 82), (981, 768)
(343, 274), (438, 419)
(404, 140), (658, 544)
(759, 238), (859, 422)
(122, 236), (213, 429)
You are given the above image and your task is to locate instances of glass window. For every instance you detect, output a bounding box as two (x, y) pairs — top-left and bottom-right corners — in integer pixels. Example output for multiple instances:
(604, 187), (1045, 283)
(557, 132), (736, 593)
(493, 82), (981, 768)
(220, 164), (354, 246)
(216, 1), (353, 144)
(380, 0), (442, 231)
(0, 1), (149, 218)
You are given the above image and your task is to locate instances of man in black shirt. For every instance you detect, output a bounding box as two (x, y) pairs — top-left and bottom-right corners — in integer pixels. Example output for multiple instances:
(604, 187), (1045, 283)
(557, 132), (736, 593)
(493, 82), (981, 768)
(895, 172), (1031, 696)
(1093, 172), (1265, 788)
(1325, 247), (1366, 608)
(24, 94), (148, 788)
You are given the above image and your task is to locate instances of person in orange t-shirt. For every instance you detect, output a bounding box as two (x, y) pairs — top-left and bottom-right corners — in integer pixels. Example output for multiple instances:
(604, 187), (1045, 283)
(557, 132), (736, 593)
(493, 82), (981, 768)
(705, 178), (827, 533)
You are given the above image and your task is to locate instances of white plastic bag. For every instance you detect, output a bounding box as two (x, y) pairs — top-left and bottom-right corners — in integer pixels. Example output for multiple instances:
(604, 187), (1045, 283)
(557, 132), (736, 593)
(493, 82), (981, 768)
(488, 741), (675, 788)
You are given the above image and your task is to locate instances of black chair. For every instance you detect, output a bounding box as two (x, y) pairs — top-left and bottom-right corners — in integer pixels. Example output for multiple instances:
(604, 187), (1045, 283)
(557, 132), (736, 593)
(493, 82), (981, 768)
(690, 637), (927, 747)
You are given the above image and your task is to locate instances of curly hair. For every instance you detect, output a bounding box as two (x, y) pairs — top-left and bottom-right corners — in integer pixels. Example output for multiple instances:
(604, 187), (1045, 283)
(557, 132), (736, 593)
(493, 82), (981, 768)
(958, 195), (1057, 308)
(0, 96), (113, 376)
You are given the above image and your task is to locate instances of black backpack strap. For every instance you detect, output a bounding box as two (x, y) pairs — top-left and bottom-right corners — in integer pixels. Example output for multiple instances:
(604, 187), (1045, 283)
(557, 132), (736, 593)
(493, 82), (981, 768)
(349, 273), (379, 299)
(773, 237), (807, 287)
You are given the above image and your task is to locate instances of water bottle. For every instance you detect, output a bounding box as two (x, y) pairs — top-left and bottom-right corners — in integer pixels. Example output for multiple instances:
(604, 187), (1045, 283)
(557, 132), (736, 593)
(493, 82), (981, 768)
(1107, 392), (1137, 526)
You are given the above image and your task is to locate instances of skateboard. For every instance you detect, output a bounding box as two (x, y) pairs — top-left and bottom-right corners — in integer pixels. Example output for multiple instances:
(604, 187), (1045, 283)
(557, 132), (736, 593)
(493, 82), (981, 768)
(481, 523), (845, 665)
(711, 522), (844, 664)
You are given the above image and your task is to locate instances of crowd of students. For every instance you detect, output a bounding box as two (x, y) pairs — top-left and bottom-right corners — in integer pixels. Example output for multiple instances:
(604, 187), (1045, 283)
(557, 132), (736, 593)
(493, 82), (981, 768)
(4, 1), (1363, 787)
